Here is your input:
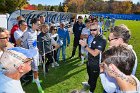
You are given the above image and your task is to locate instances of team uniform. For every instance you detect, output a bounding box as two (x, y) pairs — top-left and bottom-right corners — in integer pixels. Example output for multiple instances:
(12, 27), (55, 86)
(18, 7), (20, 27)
(87, 35), (106, 93)
(20, 28), (39, 71)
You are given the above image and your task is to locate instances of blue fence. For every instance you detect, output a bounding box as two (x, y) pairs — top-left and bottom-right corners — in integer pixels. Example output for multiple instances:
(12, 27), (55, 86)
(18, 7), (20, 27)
(91, 13), (140, 20)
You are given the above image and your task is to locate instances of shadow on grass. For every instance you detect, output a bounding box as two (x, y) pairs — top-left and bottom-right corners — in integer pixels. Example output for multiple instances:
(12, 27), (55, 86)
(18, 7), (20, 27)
(39, 57), (86, 88)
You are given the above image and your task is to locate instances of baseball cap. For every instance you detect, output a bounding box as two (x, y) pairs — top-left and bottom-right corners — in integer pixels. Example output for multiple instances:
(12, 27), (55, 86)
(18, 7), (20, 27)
(0, 47), (37, 71)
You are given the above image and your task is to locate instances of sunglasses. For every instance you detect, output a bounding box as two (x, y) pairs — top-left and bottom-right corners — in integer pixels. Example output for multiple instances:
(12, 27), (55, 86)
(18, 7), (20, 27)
(108, 37), (118, 42)
(90, 29), (97, 32)
(0, 37), (8, 39)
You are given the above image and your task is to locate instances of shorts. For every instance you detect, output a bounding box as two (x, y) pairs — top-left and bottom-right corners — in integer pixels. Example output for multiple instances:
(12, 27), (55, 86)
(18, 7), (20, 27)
(31, 51), (39, 71)
(81, 46), (88, 55)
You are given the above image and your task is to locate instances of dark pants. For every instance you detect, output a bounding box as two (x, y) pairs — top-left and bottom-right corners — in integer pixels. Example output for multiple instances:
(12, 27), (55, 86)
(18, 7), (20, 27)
(42, 53), (53, 72)
(71, 37), (81, 57)
(86, 60), (100, 92)
(53, 50), (57, 62)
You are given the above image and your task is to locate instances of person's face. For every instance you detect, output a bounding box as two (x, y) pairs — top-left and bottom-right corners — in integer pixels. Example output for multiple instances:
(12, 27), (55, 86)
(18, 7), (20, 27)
(108, 33), (121, 48)
(90, 25), (99, 36)
(40, 16), (45, 24)
(20, 22), (27, 31)
(33, 21), (41, 30)
(4, 30), (10, 39)
(60, 23), (64, 28)
(86, 22), (90, 28)
(0, 32), (9, 48)
(78, 18), (83, 23)
(42, 26), (49, 33)
(22, 58), (32, 74)
(52, 29), (57, 34)
(93, 20), (98, 25)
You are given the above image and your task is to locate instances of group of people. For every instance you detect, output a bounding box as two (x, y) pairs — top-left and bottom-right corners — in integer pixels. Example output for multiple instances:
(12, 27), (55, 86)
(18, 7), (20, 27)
(70, 15), (139, 93)
(0, 14), (139, 93)
(0, 15), (70, 93)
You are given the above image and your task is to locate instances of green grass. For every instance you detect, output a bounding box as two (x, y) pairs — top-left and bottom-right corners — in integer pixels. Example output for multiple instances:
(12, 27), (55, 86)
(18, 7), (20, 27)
(23, 20), (140, 93)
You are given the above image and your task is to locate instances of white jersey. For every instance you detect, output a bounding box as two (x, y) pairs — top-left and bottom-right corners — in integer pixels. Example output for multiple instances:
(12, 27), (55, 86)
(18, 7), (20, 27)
(81, 27), (90, 42)
(20, 28), (39, 71)
(14, 29), (25, 41)
(0, 72), (25, 93)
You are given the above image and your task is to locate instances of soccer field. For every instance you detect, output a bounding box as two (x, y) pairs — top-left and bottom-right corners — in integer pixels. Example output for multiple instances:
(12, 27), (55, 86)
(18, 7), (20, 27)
(23, 20), (140, 93)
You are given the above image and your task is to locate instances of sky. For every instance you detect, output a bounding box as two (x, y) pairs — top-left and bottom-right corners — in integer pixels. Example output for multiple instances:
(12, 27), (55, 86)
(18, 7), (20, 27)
(29, 0), (64, 5)
(28, 0), (140, 5)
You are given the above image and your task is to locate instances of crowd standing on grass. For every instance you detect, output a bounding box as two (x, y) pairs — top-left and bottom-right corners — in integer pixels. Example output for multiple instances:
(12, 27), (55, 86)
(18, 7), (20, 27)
(0, 14), (139, 93)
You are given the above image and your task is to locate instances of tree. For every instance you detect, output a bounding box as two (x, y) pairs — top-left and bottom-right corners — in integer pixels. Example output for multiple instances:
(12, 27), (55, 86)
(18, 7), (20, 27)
(58, 2), (63, 12)
(0, 0), (28, 13)
(37, 4), (45, 10)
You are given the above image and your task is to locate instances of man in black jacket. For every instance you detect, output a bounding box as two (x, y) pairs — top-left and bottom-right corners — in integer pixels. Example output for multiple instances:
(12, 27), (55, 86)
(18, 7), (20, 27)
(70, 16), (85, 58)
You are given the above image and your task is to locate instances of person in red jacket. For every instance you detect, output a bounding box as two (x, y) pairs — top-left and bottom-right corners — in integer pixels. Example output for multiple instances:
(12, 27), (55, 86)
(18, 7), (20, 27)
(10, 16), (24, 45)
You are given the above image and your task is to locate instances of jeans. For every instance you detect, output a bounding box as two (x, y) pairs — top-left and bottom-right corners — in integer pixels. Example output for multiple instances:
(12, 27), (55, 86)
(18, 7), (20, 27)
(57, 45), (66, 62)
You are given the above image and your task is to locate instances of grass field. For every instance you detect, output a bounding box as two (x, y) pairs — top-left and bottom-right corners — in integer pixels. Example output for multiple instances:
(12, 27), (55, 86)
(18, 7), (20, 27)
(23, 20), (140, 93)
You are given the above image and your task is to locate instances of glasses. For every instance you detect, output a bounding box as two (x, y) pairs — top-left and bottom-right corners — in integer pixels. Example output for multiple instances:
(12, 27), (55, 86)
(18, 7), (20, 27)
(0, 37), (8, 39)
(90, 29), (97, 32)
(108, 37), (118, 42)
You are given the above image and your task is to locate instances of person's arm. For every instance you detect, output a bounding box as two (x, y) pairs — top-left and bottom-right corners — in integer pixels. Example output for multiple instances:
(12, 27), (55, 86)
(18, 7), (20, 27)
(79, 40), (100, 56)
(51, 38), (60, 49)
(37, 35), (41, 51)
(14, 30), (20, 41)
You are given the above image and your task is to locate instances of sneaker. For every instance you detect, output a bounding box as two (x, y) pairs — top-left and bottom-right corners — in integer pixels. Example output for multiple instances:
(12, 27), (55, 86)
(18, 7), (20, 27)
(70, 56), (75, 59)
(51, 63), (55, 68)
(54, 62), (59, 66)
(32, 80), (43, 83)
(82, 82), (90, 88)
(89, 91), (93, 93)
(38, 86), (44, 93)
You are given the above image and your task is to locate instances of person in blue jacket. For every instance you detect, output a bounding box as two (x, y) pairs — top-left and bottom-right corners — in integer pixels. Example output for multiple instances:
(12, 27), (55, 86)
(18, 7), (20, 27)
(57, 22), (70, 62)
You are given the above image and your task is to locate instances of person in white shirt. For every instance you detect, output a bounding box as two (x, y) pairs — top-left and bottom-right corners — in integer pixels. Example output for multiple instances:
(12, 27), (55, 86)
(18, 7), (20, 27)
(0, 47), (37, 93)
(20, 18), (44, 93)
(80, 19), (90, 65)
(14, 20), (27, 46)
